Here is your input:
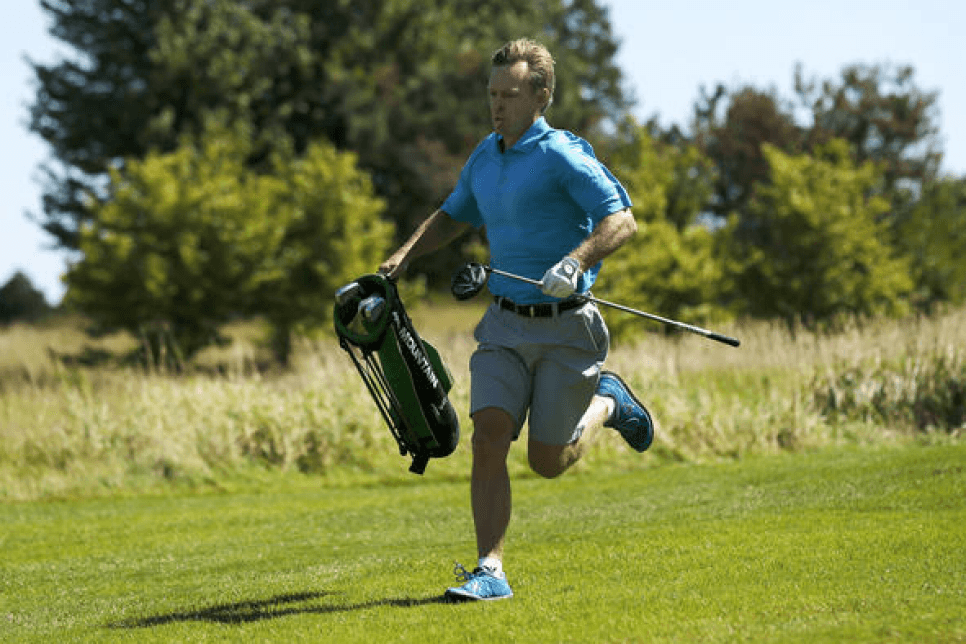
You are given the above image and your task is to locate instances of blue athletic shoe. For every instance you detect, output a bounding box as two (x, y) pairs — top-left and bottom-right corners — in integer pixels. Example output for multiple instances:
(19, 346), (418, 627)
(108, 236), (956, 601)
(597, 371), (654, 452)
(445, 563), (513, 601)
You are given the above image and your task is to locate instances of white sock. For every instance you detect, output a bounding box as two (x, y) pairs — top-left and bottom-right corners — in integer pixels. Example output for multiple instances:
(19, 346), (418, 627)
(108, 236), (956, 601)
(479, 556), (503, 577)
(601, 395), (617, 422)
(576, 395), (618, 436)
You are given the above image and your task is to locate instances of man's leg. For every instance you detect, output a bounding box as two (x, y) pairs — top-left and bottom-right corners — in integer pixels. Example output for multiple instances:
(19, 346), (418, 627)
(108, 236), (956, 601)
(444, 406), (517, 601)
(527, 393), (614, 478)
(470, 406), (516, 561)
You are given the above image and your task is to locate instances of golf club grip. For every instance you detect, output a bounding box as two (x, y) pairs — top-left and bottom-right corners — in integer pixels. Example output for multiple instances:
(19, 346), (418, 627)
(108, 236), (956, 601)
(592, 296), (740, 348)
(707, 332), (741, 347)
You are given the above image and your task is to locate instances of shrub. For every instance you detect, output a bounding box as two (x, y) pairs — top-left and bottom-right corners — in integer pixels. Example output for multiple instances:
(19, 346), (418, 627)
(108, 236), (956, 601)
(811, 347), (965, 433)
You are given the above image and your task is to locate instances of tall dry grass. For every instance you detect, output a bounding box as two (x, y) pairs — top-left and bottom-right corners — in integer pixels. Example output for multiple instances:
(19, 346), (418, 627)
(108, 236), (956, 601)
(1, 302), (963, 501)
(608, 307), (965, 462)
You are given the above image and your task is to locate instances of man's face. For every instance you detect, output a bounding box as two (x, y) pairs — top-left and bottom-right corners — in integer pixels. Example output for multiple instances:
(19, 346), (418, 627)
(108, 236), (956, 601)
(488, 61), (548, 149)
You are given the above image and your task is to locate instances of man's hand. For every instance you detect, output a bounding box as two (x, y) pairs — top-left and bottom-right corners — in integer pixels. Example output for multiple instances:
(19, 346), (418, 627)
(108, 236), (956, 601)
(378, 255), (408, 280)
(540, 257), (581, 298)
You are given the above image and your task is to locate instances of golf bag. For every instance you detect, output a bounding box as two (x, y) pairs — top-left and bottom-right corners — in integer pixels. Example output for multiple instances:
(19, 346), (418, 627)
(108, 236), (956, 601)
(333, 273), (460, 474)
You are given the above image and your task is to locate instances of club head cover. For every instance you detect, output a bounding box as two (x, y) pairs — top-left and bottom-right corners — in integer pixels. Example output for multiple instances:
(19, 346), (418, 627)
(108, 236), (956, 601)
(451, 262), (488, 301)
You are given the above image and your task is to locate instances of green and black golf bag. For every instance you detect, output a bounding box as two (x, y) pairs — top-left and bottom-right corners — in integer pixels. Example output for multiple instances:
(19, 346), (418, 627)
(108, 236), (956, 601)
(333, 273), (460, 474)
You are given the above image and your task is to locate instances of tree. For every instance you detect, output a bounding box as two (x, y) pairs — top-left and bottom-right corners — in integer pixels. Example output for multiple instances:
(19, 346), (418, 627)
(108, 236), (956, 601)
(30, 0), (632, 285)
(692, 85), (804, 220)
(794, 63), (942, 221)
(64, 118), (391, 365)
(896, 177), (966, 309)
(727, 140), (912, 326)
(540, 0), (628, 135)
(31, 0), (177, 248)
(258, 139), (394, 365)
(0, 272), (52, 325)
(599, 119), (732, 341)
(639, 119), (718, 232)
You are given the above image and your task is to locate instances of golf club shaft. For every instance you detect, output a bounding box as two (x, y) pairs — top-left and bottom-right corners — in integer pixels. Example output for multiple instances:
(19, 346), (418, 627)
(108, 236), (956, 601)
(487, 266), (740, 347)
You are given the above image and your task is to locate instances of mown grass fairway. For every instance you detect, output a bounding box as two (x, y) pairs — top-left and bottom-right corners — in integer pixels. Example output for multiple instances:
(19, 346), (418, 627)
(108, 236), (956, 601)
(3, 442), (964, 643)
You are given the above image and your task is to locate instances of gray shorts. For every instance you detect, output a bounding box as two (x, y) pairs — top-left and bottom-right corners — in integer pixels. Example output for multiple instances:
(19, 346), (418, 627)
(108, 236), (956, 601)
(469, 300), (609, 445)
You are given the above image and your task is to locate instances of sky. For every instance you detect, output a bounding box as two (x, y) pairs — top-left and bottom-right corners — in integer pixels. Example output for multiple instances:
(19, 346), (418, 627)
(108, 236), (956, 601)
(2, 0), (964, 305)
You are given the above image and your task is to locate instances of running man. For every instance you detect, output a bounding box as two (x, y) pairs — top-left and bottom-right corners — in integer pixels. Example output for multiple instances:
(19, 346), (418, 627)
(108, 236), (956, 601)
(379, 38), (654, 601)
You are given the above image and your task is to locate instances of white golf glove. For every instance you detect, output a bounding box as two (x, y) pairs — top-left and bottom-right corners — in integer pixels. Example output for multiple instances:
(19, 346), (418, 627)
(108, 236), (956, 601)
(540, 257), (581, 298)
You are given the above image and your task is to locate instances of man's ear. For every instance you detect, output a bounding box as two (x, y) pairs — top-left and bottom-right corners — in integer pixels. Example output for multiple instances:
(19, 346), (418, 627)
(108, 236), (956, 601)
(540, 87), (552, 110)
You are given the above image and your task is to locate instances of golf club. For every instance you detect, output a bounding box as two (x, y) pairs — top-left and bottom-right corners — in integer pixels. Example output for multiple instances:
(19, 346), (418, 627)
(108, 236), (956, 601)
(451, 262), (740, 348)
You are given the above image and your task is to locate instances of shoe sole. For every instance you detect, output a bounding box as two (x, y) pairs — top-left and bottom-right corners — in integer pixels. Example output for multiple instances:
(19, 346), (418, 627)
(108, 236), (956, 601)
(444, 588), (514, 602)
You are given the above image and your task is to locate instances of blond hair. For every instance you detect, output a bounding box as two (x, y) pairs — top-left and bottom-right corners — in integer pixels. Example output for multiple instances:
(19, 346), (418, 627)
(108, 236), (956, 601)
(491, 39), (555, 112)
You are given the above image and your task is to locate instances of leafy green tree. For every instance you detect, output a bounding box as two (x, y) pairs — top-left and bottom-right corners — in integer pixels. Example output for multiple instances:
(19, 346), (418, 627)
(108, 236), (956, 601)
(896, 177), (966, 309)
(638, 119), (718, 232)
(599, 120), (732, 341)
(794, 63), (942, 221)
(0, 272), (52, 325)
(65, 119), (289, 364)
(540, 0), (628, 134)
(259, 140), (393, 364)
(65, 119), (390, 365)
(728, 140), (913, 326)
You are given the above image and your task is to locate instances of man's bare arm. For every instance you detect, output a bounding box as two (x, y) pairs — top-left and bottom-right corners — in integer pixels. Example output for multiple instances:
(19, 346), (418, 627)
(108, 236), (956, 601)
(566, 208), (638, 272)
(379, 210), (471, 279)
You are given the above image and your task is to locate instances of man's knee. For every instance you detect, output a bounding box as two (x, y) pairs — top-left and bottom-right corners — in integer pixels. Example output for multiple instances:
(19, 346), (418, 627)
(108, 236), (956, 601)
(527, 441), (575, 479)
(471, 408), (515, 459)
(528, 452), (565, 479)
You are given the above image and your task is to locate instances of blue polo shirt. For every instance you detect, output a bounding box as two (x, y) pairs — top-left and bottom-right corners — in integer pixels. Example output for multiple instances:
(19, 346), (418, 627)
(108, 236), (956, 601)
(441, 117), (632, 304)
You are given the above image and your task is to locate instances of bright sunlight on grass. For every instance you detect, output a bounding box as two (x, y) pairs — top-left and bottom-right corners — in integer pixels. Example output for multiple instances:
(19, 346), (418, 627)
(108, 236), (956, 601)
(2, 443), (963, 642)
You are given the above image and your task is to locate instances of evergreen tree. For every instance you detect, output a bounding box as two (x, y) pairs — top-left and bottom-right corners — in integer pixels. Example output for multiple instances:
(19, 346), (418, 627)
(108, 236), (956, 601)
(692, 85), (803, 221)
(0, 272), (52, 324)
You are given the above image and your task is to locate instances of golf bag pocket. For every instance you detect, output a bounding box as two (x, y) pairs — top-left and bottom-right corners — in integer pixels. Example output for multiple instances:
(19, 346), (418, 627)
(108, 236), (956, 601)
(334, 273), (460, 474)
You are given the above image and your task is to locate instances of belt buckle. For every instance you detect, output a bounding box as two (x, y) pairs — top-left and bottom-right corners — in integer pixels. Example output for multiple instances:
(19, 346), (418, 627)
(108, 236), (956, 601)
(527, 304), (535, 318)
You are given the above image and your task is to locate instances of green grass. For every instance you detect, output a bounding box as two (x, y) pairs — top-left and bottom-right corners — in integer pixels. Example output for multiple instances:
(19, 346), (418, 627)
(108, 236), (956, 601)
(3, 442), (964, 643)
(2, 304), (964, 640)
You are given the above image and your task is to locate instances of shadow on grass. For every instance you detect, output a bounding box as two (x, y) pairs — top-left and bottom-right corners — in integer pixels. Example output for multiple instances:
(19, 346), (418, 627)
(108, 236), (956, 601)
(110, 590), (452, 628)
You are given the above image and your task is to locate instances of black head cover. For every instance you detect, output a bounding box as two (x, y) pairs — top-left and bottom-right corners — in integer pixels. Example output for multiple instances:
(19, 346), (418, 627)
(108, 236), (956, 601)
(450, 262), (489, 301)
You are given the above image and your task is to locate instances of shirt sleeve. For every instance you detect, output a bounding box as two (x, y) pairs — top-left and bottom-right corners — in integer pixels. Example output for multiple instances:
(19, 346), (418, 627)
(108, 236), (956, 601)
(557, 139), (633, 224)
(440, 145), (486, 229)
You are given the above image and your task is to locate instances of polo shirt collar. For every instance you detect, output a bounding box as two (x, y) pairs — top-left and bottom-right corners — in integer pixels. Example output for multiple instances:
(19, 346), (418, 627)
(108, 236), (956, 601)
(496, 117), (552, 153)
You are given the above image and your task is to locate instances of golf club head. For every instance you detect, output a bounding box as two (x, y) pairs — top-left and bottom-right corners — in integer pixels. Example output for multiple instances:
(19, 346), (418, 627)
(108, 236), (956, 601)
(451, 262), (489, 301)
(334, 281), (364, 327)
(360, 294), (386, 323)
(335, 281), (362, 307)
